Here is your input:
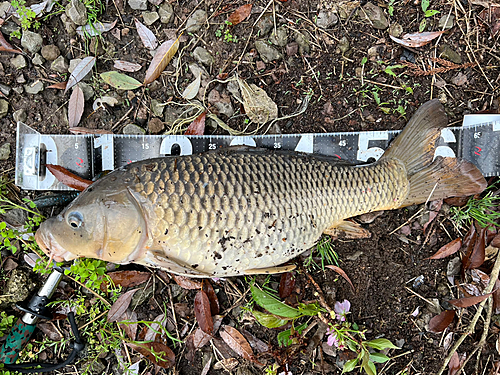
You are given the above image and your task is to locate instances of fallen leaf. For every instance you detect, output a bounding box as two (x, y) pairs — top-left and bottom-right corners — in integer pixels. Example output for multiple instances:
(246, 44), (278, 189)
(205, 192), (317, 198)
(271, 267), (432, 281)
(194, 290), (213, 334)
(24, 252), (40, 268)
(69, 127), (113, 134)
(108, 270), (151, 288)
(448, 352), (460, 375)
(326, 265), (355, 291)
(46, 164), (92, 191)
(493, 279), (500, 314)
(143, 37), (180, 85)
(172, 274), (202, 289)
(0, 46), (23, 54)
(144, 313), (165, 342)
(65, 56), (96, 94)
(76, 20), (117, 37)
(279, 272), (295, 299)
(423, 200), (442, 233)
(0, 31), (20, 52)
(38, 322), (63, 341)
(47, 81), (67, 90)
(127, 342), (175, 368)
(240, 328), (269, 354)
(220, 325), (254, 361)
(467, 226), (486, 270)
(120, 310), (138, 340)
(194, 315), (223, 349)
(449, 290), (496, 308)
(68, 85), (84, 128)
(182, 73), (201, 100)
(213, 358), (239, 371)
(93, 96), (119, 110)
(428, 310), (455, 333)
(200, 356), (212, 375)
(3, 258), (18, 271)
(389, 30), (447, 48)
(107, 288), (139, 322)
(101, 71), (142, 90)
(127, 361), (140, 375)
(426, 238), (462, 260)
(134, 18), (158, 50)
(114, 60), (143, 72)
(238, 77), (278, 124)
(184, 112), (205, 135)
(227, 4), (252, 26)
(202, 279), (219, 315)
(444, 196), (470, 207)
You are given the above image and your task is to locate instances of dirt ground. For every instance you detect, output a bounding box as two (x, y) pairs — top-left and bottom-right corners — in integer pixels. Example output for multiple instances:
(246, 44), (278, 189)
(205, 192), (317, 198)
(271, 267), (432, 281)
(1, 0), (500, 374)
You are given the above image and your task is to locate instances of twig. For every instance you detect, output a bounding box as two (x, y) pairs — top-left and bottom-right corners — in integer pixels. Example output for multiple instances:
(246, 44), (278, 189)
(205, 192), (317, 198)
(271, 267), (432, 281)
(436, 249), (500, 375)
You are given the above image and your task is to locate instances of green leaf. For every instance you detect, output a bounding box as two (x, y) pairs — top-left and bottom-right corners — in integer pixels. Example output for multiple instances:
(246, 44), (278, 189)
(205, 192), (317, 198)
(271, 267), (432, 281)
(424, 9), (440, 17)
(251, 310), (290, 328)
(0, 222), (6, 231)
(419, 19), (426, 32)
(370, 353), (390, 363)
(250, 284), (301, 318)
(101, 71), (142, 90)
(297, 302), (323, 316)
(342, 359), (358, 373)
(365, 360), (377, 375)
(421, 0), (429, 12)
(365, 338), (400, 350)
(361, 57), (367, 66)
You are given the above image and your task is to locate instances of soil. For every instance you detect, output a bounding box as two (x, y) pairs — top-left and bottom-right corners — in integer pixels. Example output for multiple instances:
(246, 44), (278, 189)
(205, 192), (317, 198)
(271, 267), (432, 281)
(1, 0), (500, 374)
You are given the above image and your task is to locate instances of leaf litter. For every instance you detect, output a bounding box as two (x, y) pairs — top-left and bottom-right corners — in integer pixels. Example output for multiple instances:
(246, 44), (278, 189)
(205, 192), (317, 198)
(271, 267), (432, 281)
(143, 36), (180, 85)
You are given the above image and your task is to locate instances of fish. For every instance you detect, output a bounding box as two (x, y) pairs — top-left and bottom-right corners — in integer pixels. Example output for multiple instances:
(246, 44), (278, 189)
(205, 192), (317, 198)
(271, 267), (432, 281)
(35, 100), (486, 277)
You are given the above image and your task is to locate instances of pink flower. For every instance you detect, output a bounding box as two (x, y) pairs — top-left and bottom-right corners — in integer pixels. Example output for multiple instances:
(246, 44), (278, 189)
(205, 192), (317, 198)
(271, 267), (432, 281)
(326, 328), (339, 347)
(334, 300), (351, 322)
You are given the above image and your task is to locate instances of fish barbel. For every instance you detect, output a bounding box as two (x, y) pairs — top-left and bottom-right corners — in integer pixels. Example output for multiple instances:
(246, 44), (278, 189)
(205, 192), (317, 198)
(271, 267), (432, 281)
(35, 100), (486, 277)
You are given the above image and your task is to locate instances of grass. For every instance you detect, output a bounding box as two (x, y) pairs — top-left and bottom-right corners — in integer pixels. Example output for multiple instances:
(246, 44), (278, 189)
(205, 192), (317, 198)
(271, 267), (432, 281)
(451, 190), (500, 229)
(303, 237), (339, 271)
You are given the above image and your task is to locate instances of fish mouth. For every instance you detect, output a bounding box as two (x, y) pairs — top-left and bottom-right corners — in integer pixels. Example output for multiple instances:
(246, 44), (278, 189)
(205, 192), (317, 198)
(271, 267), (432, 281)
(35, 227), (73, 263)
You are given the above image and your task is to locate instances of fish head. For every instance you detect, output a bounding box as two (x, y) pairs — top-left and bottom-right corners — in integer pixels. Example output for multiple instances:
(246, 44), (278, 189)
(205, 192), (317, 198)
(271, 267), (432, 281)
(35, 182), (148, 264)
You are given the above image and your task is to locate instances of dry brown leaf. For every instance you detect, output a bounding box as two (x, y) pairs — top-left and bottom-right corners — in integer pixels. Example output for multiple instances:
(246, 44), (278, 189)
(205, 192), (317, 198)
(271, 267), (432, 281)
(46, 164), (92, 191)
(144, 313), (165, 342)
(389, 31), (447, 47)
(144, 36), (180, 85)
(182, 73), (201, 100)
(426, 238), (462, 260)
(449, 289), (497, 308)
(107, 288), (139, 322)
(194, 290), (213, 334)
(238, 78), (278, 123)
(279, 272), (295, 299)
(38, 322), (63, 341)
(227, 4), (252, 25)
(428, 310), (455, 333)
(114, 60), (142, 72)
(69, 127), (113, 134)
(467, 226), (486, 270)
(65, 56), (96, 94)
(127, 342), (175, 368)
(47, 81), (67, 90)
(108, 270), (151, 288)
(172, 274), (202, 289)
(134, 18), (158, 50)
(68, 85), (84, 128)
(423, 200), (442, 233)
(120, 310), (138, 340)
(220, 326), (255, 362)
(202, 279), (219, 316)
(326, 265), (355, 291)
(184, 112), (205, 135)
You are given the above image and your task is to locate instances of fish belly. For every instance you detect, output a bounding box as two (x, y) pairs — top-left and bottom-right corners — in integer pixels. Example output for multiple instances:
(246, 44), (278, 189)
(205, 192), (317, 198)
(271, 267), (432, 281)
(125, 152), (409, 276)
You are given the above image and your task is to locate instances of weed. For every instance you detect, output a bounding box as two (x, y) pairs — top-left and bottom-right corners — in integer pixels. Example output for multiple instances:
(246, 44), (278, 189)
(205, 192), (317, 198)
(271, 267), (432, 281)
(419, 0), (440, 31)
(10, 0), (39, 31)
(215, 21), (238, 43)
(0, 311), (15, 336)
(451, 190), (500, 229)
(66, 258), (107, 290)
(303, 237), (339, 271)
(388, 0), (396, 16)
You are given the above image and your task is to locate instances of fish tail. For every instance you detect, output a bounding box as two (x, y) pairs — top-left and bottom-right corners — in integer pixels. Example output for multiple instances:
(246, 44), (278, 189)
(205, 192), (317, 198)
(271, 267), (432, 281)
(380, 99), (486, 208)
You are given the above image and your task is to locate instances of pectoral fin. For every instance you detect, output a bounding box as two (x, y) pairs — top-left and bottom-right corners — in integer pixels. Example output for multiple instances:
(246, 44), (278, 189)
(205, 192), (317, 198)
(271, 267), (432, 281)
(245, 264), (296, 275)
(137, 250), (210, 277)
(324, 220), (371, 239)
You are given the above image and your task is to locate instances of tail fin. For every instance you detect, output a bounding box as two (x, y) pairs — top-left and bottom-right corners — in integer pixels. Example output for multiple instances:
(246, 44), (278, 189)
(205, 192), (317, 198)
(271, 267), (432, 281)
(381, 99), (486, 207)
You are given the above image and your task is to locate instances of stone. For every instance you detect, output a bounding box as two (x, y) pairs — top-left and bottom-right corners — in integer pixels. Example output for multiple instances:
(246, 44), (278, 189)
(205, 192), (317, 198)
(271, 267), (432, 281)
(159, 2), (173, 23)
(13, 108), (27, 123)
(438, 44), (462, 64)
(66, 0), (87, 25)
(193, 47), (214, 66)
(295, 32), (310, 54)
(128, 0), (147, 10)
(21, 30), (43, 54)
(451, 72), (468, 86)
(151, 99), (164, 117)
(256, 14), (273, 36)
(438, 15), (455, 29)
(89, 38), (105, 55)
(60, 13), (77, 36)
(1, 21), (19, 36)
(361, 2), (389, 30)
(13, 86), (23, 95)
(10, 55), (26, 69)
(316, 10), (338, 29)
(256, 60), (265, 71)
(389, 23), (403, 38)
(286, 42), (298, 56)
(367, 45), (385, 61)
(77, 82), (94, 101)
(148, 117), (164, 134)
(255, 40), (282, 63)
(207, 89), (234, 118)
(186, 10), (206, 33)
(32, 53), (45, 66)
(337, 36), (350, 54)
(41, 44), (60, 61)
(24, 80), (44, 94)
(122, 123), (146, 135)
(269, 25), (288, 47)
(50, 55), (69, 73)
(0, 269), (37, 309)
(142, 11), (159, 25)
(0, 1), (11, 19)
(16, 74), (25, 84)
(0, 99), (8, 119)
(0, 83), (11, 96)
(0, 143), (10, 160)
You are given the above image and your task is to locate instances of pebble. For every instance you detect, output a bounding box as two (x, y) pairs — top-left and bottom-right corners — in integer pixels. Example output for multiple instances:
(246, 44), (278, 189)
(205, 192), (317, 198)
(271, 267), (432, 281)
(21, 30), (43, 53)
(451, 72), (468, 86)
(286, 42), (298, 56)
(10, 55), (27, 69)
(207, 89), (234, 118)
(0, 269), (36, 308)
(41, 45), (60, 61)
(128, 0), (147, 10)
(316, 10), (338, 29)
(256, 14), (273, 36)
(60, 13), (77, 36)
(295, 32), (310, 54)
(16, 74), (26, 84)
(13, 108), (27, 123)
(0, 1), (10, 18)
(255, 40), (282, 62)
(269, 25), (288, 47)
(142, 11), (159, 25)
(361, 2), (389, 30)
(438, 15), (455, 29)
(337, 36), (350, 54)
(151, 99), (164, 117)
(51, 55), (69, 73)
(77, 82), (94, 101)
(32, 53), (45, 65)
(13, 86), (23, 94)
(122, 123), (146, 135)
(0, 99), (7, 119)
(159, 2), (173, 23)
(446, 257), (461, 276)
(438, 44), (462, 64)
(389, 23), (403, 38)
(148, 117), (164, 134)
(0, 84), (10, 96)
(66, 0), (87, 26)
(24, 80), (44, 94)
(185, 9), (206, 33)
(193, 46), (214, 66)
(0, 142), (10, 160)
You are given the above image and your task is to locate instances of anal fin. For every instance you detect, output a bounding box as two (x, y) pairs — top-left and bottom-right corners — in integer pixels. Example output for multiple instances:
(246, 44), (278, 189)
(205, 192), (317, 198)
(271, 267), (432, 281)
(137, 250), (210, 278)
(324, 220), (372, 239)
(245, 264), (296, 275)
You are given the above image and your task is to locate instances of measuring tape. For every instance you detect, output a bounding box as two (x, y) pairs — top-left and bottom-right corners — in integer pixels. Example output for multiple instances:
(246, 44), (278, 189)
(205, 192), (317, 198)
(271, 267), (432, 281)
(15, 116), (500, 191)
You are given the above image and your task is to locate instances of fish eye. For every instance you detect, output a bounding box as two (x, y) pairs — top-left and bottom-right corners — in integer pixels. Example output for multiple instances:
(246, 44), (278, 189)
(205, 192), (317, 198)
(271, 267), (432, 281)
(67, 212), (84, 229)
